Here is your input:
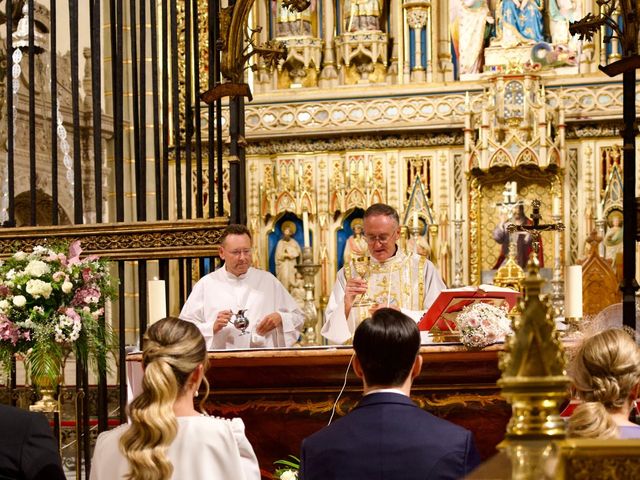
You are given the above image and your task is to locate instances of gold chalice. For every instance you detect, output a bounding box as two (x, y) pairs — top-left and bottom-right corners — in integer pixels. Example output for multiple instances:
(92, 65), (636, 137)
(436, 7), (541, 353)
(352, 255), (375, 308)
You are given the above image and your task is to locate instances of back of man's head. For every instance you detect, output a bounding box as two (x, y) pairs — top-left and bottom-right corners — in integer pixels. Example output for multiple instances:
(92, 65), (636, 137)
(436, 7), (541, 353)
(353, 308), (420, 387)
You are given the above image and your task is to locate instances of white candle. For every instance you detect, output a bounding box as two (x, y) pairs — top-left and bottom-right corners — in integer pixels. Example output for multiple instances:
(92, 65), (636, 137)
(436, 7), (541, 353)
(552, 197), (561, 217)
(564, 265), (583, 318)
(510, 181), (518, 201)
(303, 211), (310, 247)
(148, 278), (166, 326)
(455, 201), (462, 221)
(596, 202), (603, 221)
(412, 211), (419, 229)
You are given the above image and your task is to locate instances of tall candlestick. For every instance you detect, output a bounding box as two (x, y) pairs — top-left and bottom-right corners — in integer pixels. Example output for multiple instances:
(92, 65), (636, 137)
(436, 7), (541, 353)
(552, 197), (561, 217)
(510, 181), (518, 201)
(412, 211), (419, 229)
(596, 202), (603, 221)
(148, 278), (167, 325)
(564, 265), (583, 318)
(303, 211), (310, 247)
(455, 201), (462, 221)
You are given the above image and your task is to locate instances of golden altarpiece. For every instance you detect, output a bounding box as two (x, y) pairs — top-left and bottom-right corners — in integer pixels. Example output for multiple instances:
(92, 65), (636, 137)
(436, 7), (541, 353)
(188, 0), (639, 330)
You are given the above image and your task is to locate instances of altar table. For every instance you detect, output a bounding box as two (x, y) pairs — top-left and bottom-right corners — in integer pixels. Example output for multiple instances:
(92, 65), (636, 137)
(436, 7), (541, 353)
(127, 344), (511, 476)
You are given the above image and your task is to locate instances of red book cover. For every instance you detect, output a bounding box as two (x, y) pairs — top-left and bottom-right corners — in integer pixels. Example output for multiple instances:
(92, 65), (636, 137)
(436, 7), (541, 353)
(418, 285), (520, 335)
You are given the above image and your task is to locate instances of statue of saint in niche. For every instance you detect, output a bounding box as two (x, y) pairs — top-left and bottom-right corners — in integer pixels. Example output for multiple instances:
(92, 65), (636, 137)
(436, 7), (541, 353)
(275, 221), (302, 291)
(342, 218), (368, 264)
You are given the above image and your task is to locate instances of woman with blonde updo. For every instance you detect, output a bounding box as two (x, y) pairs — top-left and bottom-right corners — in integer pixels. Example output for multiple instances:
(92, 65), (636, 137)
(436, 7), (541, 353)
(90, 317), (260, 480)
(568, 328), (640, 439)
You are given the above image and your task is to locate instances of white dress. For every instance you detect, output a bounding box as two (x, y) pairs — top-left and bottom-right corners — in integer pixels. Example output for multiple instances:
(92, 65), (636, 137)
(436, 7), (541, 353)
(323, 250), (446, 344)
(180, 266), (304, 349)
(90, 416), (260, 480)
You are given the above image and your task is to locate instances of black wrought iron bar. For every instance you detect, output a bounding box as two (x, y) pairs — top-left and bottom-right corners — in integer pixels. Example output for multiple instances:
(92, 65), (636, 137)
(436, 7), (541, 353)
(184, 0), (193, 219)
(69, 0), (82, 223)
(170, 0), (182, 218)
(50, 0), (58, 225)
(229, 97), (246, 225)
(139, 0), (147, 222)
(161, 0), (169, 220)
(150, 0), (162, 220)
(193, 0), (203, 218)
(5, 0), (14, 227)
(28, 0), (36, 225)
(621, 67), (638, 331)
(213, 0), (223, 218)
(114, 0), (125, 222)
(89, 0), (107, 434)
(129, 0), (142, 221)
(207, 0), (215, 218)
(90, 0), (102, 224)
(118, 261), (126, 423)
(139, 261), (148, 342)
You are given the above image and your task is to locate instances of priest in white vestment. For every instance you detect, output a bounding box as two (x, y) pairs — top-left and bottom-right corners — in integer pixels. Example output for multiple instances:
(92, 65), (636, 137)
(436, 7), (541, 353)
(323, 204), (446, 344)
(180, 225), (304, 349)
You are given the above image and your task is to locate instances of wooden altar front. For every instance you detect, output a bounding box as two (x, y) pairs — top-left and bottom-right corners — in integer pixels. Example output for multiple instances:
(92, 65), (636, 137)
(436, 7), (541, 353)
(127, 344), (512, 476)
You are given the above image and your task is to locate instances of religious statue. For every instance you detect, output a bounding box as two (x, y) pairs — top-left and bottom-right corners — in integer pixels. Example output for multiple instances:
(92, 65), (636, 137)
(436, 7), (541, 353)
(603, 209), (623, 269)
(407, 218), (432, 259)
(548, 0), (577, 46)
(290, 271), (306, 307)
(499, 0), (544, 46)
(275, 221), (302, 291)
(344, 0), (382, 32)
(274, 0), (316, 37)
(342, 218), (368, 264)
(450, 0), (494, 74)
(493, 203), (544, 269)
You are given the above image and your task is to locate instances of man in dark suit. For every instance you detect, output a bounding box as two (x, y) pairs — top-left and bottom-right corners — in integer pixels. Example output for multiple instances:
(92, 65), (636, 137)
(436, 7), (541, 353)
(300, 309), (481, 480)
(0, 404), (66, 480)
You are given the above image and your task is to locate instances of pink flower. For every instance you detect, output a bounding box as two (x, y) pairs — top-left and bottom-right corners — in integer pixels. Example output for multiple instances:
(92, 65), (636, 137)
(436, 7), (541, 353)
(52, 271), (66, 282)
(0, 285), (9, 297)
(64, 307), (81, 322)
(67, 241), (83, 266)
(82, 268), (93, 283)
(72, 287), (101, 306)
(0, 318), (21, 345)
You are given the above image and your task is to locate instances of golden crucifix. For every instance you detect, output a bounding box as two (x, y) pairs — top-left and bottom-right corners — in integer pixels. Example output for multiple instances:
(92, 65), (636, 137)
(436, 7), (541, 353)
(507, 199), (565, 265)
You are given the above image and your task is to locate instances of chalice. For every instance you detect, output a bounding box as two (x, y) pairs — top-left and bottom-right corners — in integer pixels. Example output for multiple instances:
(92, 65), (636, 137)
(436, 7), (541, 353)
(231, 309), (250, 335)
(352, 255), (375, 307)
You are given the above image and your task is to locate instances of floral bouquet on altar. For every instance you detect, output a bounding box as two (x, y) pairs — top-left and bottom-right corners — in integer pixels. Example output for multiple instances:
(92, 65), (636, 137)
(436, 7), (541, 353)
(273, 455), (300, 480)
(0, 241), (116, 389)
(454, 302), (512, 349)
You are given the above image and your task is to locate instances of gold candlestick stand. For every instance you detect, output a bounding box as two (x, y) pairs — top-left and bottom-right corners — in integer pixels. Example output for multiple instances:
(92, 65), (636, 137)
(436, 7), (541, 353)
(295, 246), (320, 346)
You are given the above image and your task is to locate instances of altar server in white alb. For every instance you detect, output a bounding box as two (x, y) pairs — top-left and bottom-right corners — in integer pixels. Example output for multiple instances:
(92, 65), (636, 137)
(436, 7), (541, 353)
(323, 203), (446, 345)
(180, 224), (304, 349)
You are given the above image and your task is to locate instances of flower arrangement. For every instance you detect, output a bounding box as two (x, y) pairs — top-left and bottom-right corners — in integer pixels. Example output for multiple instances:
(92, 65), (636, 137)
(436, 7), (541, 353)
(0, 241), (115, 386)
(454, 302), (512, 349)
(273, 455), (300, 480)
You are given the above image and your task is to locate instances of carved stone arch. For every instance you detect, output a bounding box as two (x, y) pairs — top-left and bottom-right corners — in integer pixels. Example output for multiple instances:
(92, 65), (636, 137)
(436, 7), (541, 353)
(275, 191), (296, 213)
(345, 189), (365, 210)
(516, 147), (538, 166)
(489, 148), (512, 168)
(14, 189), (71, 226)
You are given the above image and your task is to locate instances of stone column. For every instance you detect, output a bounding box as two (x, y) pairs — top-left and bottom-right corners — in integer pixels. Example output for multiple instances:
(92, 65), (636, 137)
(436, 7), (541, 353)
(404, 2), (429, 83)
(387, 0), (400, 83)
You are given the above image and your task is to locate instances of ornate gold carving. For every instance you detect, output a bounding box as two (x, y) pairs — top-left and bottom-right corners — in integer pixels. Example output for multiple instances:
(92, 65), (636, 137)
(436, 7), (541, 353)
(555, 439), (640, 479)
(581, 230), (621, 316)
(0, 219), (228, 260)
(498, 260), (569, 440)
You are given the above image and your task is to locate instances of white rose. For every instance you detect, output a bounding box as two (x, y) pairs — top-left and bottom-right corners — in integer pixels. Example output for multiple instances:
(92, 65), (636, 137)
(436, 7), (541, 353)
(280, 470), (298, 480)
(0, 299), (9, 311)
(61, 281), (73, 294)
(12, 295), (26, 307)
(13, 251), (27, 261)
(24, 260), (50, 278)
(26, 279), (53, 299)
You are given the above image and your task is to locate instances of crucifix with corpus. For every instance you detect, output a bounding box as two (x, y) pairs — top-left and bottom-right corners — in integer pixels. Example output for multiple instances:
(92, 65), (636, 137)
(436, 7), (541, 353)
(507, 199), (565, 266)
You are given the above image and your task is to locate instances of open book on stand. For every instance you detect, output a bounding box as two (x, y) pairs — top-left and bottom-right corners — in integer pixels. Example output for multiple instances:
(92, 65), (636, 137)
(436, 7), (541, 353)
(418, 285), (520, 341)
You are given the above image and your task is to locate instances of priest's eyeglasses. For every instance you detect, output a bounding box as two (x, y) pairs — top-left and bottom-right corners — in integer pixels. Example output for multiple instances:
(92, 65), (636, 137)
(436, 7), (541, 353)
(227, 248), (252, 257)
(364, 234), (392, 244)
